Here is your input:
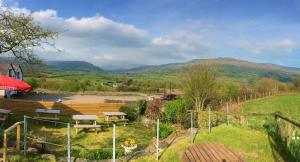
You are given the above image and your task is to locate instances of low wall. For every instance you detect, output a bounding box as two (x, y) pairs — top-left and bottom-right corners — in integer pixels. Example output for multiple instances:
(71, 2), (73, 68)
(0, 99), (125, 116)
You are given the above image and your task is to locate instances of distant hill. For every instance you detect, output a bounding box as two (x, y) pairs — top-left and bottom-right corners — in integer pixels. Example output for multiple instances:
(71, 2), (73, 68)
(118, 58), (300, 82)
(45, 61), (103, 72)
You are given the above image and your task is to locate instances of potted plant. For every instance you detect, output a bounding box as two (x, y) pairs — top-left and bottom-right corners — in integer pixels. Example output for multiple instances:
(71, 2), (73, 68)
(121, 138), (137, 154)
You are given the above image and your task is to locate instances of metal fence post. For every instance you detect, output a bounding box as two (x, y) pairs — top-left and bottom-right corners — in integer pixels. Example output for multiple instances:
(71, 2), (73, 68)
(67, 123), (71, 162)
(226, 102), (229, 125)
(156, 119), (159, 160)
(190, 111), (193, 143)
(23, 115), (27, 156)
(113, 124), (116, 162)
(208, 107), (211, 134)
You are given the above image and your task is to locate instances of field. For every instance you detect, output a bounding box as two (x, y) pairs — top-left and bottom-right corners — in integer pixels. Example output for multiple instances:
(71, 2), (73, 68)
(242, 94), (300, 119)
(135, 94), (300, 162)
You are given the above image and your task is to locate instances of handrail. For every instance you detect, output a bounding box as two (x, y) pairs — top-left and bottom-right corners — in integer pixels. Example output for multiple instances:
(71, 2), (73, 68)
(4, 121), (23, 133)
(275, 112), (300, 128)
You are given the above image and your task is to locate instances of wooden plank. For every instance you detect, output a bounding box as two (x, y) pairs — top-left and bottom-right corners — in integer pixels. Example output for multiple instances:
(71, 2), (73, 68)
(211, 143), (236, 161)
(185, 148), (197, 162)
(74, 125), (101, 128)
(217, 143), (239, 161)
(202, 143), (223, 161)
(194, 144), (211, 162)
(220, 144), (245, 162)
(199, 143), (219, 162)
(181, 151), (192, 162)
(189, 145), (206, 162)
(187, 147), (201, 162)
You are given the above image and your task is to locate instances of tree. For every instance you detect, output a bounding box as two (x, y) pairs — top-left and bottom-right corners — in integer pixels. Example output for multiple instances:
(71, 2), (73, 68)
(0, 5), (57, 63)
(182, 64), (218, 111)
(293, 76), (300, 91)
(256, 78), (279, 94)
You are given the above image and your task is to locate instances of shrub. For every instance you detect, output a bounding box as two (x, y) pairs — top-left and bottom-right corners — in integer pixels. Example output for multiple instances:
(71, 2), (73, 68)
(155, 123), (174, 139)
(198, 110), (218, 129)
(164, 99), (187, 124)
(76, 150), (124, 160)
(145, 99), (162, 120)
(137, 100), (147, 115)
(25, 78), (39, 89)
(119, 104), (139, 121)
(289, 140), (300, 161)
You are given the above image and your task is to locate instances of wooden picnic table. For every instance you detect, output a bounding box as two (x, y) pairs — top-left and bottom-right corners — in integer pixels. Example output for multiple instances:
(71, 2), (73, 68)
(35, 109), (60, 120)
(0, 109), (11, 126)
(181, 143), (245, 162)
(102, 112), (128, 124)
(72, 115), (101, 134)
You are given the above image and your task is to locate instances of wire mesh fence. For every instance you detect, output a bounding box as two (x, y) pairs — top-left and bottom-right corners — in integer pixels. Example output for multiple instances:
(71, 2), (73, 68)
(24, 116), (71, 161)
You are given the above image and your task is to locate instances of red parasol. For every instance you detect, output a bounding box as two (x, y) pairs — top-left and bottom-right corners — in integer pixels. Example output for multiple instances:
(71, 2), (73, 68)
(0, 74), (32, 92)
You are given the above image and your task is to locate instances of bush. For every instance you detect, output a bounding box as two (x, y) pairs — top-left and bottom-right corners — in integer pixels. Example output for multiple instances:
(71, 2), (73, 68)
(156, 123), (174, 139)
(25, 78), (39, 89)
(119, 104), (139, 121)
(137, 100), (147, 115)
(289, 140), (300, 161)
(76, 149), (124, 160)
(164, 99), (187, 124)
(198, 110), (218, 129)
(145, 99), (162, 120)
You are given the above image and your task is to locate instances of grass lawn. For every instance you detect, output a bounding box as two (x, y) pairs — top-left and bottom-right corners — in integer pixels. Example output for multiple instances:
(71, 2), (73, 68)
(242, 93), (300, 120)
(3, 113), (155, 160)
(134, 124), (280, 162)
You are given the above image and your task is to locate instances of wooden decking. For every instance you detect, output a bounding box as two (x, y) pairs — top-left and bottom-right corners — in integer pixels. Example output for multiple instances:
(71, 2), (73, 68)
(181, 143), (245, 162)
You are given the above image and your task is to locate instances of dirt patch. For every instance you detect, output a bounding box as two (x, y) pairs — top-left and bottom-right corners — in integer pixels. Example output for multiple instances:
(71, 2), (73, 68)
(16, 92), (147, 103)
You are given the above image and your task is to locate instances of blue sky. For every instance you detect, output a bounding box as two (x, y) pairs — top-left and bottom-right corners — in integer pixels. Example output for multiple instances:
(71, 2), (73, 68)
(3, 0), (300, 69)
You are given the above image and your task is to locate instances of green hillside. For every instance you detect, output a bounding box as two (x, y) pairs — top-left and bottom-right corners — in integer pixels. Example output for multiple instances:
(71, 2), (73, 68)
(242, 94), (300, 120)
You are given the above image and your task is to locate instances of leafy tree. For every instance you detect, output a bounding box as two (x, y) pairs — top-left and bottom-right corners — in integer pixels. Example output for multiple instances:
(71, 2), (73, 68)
(256, 78), (279, 94)
(182, 64), (218, 111)
(0, 5), (58, 62)
(223, 82), (239, 101)
(293, 76), (300, 91)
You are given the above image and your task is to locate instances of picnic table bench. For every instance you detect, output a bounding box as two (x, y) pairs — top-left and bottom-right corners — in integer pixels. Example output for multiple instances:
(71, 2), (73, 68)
(34, 109), (60, 120)
(103, 112), (129, 124)
(72, 115), (101, 134)
(0, 109), (11, 126)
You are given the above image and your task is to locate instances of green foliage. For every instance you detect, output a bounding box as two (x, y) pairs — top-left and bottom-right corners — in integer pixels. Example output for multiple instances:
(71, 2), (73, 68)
(198, 110), (218, 129)
(0, 5), (57, 62)
(76, 150), (124, 160)
(289, 140), (300, 161)
(145, 99), (162, 120)
(223, 82), (239, 100)
(137, 100), (147, 115)
(156, 123), (174, 139)
(182, 64), (218, 110)
(25, 77), (39, 89)
(164, 99), (187, 124)
(119, 104), (139, 121)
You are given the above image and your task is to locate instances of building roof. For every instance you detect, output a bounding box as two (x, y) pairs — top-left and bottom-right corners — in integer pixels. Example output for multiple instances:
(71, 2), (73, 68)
(0, 63), (21, 74)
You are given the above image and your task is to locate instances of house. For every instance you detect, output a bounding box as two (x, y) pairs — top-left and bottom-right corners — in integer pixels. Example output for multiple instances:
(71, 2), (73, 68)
(0, 63), (23, 97)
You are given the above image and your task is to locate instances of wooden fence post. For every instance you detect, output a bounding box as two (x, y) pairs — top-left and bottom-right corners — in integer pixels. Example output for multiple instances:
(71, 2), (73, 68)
(287, 122), (292, 144)
(16, 124), (20, 151)
(237, 96), (239, 105)
(3, 132), (7, 162)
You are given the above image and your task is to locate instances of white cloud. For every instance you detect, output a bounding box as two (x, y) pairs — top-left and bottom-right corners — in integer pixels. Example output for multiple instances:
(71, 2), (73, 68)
(14, 9), (212, 69)
(235, 39), (295, 55)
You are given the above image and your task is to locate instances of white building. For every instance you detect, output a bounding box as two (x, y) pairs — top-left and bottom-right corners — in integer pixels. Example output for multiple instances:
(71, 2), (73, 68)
(0, 63), (23, 97)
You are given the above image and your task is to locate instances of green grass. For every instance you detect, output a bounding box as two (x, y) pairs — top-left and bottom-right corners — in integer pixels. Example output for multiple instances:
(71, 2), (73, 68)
(135, 124), (280, 162)
(242, 94), (300, 120)
(3, 113), (155, 160)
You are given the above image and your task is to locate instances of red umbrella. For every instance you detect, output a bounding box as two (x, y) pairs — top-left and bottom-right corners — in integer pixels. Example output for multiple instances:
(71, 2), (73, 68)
(0, 74), (32, 92)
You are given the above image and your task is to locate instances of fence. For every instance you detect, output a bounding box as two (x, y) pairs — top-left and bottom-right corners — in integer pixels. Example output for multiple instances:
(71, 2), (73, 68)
(0, 99), (124, 116)
(189, 109), (300, 161)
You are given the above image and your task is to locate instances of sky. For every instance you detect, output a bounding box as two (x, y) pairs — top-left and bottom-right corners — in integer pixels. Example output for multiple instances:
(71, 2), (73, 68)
(2, 0), (300, 69)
